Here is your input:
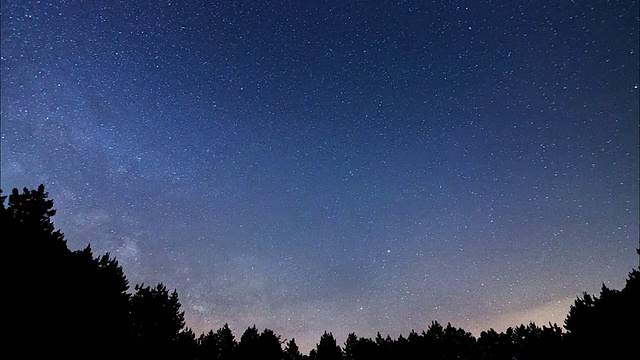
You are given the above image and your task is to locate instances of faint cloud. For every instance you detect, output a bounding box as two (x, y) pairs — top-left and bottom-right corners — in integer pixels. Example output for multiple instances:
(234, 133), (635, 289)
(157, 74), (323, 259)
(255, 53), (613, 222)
(466, 296), (576, 334)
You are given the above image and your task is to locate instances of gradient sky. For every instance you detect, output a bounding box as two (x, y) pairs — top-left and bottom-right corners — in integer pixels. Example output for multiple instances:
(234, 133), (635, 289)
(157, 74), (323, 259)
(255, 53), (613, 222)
(1, 0), (638, 353)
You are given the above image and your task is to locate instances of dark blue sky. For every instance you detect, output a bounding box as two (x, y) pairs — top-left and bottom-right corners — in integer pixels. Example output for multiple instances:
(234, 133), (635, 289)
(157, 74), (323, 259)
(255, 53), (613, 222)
(2, 0), (638, 352)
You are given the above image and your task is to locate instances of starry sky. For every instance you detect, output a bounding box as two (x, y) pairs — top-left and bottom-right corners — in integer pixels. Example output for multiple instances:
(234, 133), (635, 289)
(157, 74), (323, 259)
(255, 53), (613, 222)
(1, 0), (638, 353)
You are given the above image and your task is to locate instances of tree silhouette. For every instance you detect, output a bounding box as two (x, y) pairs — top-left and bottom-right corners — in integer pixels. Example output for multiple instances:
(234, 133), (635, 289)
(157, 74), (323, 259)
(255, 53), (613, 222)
(394, 334), (410, 359)
(197, 323), (238, 360)
(509, 322), (565, 360)
(343, 333), (377, 360)
(316, 331), (342, 360)
(476, 328), (513, 360)
(565, 268), (639, 358)
(64, 246), (133, 358)
(2, 185), (67, 255)
(406, 330), (428, 360)
(423, 321), (446, 358)
(217, 323), (239, 360)
(198, 329), (220, 360)
(284, 338), (303, 360)
(175, 327), (198, 360)
(442, 322), (475, 359)
(375, 332), (395, 358)
(259, 328), (284, 360)
(343, 332), (359, 360)
(308, 349), (317, 360)
(237, 325), (261, 359)
(130, 282), (186, 358)
(3, 185), (132, 358)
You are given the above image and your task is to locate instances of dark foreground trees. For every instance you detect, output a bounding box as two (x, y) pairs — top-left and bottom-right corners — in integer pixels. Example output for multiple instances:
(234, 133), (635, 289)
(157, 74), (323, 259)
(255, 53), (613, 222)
(1, 186), (190, 359)
(2, 185), (638, 359)
(2, 185), (133, 358)
(564, 267), (639, 358)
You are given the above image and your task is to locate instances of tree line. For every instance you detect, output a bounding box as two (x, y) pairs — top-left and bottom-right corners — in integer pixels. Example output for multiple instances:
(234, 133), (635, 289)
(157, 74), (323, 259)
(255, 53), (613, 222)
(2, 185), (637, 359)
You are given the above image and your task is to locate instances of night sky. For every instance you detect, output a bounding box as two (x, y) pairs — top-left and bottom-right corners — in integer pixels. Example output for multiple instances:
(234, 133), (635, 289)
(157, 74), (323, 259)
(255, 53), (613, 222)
(1, 0), (638, 352)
